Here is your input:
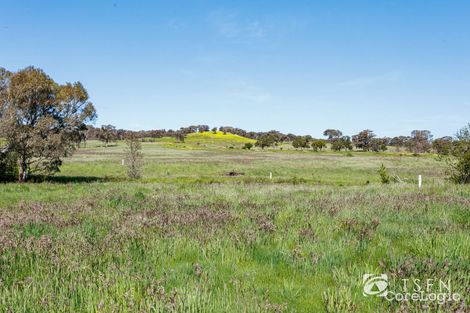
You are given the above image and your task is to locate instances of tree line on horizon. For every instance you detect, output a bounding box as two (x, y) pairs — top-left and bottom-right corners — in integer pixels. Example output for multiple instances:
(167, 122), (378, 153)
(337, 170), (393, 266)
(86, 124), (452, 154)
(1, 66), (469, 183)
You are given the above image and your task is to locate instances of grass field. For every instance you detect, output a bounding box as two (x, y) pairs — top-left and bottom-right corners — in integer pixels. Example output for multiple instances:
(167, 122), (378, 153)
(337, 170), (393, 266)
(0, 134), (469, 312)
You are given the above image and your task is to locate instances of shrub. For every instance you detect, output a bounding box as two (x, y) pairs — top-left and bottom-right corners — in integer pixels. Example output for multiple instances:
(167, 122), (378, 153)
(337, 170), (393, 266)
(377, 164), (390, 184)
(311, 139), (327, 151)
(441, 124), (470, 184)
(124, 135), (143, 179)
(243, 143), (253, 150)
(446, 142), (470, 184)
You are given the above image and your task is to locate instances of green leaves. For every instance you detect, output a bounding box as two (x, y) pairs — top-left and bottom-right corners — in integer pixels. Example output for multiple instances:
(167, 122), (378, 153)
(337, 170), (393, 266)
(0, 67), (97, 181)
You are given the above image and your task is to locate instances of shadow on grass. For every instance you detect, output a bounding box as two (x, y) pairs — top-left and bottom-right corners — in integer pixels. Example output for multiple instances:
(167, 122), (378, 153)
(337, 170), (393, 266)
(29, 175), (124, 184)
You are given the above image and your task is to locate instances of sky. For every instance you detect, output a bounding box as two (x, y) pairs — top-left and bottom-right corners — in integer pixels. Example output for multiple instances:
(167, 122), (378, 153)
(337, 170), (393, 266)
(1, 0), (469, 137)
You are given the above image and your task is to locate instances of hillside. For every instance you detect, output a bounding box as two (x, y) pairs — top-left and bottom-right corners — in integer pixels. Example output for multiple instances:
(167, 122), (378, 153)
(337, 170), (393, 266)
(186, 131), (255, 144)
(140, 131), (256, 149)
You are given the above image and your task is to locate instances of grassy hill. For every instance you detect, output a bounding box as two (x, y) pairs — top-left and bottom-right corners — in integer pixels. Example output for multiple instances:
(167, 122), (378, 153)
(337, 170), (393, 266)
(141, 131), (256, 150)
(186, 131), (255, 144)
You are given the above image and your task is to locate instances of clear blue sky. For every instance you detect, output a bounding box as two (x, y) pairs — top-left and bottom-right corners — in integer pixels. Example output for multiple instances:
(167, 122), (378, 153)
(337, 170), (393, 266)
(1, 0), (469, 137)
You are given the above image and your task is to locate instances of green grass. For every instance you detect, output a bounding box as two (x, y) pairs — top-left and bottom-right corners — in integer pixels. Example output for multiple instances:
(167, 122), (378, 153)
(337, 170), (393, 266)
(0, 140), (468, 312)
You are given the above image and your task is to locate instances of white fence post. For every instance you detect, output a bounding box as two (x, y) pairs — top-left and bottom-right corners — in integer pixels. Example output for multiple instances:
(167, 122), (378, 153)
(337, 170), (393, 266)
(269, 172), (272, 179)
(418, 175), (422, 189)
(121, 159), (125, 166)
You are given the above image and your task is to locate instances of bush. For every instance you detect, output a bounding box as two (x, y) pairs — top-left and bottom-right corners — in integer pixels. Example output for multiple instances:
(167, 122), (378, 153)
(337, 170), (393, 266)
(311, 139), (327, 151)
(124, 135), (143, 179)
(446, 143), (470, 184)
(243, 143), (253, 150)
(441, 124), (470, 184)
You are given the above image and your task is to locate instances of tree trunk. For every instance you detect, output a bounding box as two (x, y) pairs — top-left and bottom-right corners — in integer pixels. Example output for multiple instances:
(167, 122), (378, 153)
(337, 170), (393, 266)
(18, 158), (27, 183)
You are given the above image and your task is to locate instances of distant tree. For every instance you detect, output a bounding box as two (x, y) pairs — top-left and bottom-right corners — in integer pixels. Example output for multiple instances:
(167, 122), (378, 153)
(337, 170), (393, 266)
(352, 129), (376, 151)
(407, 130), (433, 153)
(175, 131), (186, 142)
(124, 133), (143, 179)
(185, 125), (198, 133)
(85, 125), (100, 141)
(390, 136), (410, 152)
(323, 129), (343, 141)
(264, 130), (283, 142)
(116, 129), (127, 140)
(243, 143), (253, 150)
(456, 125), (470, 141)
(285, 133), (297, 141)
(369, 138), (388, 152)
(212, 127), (217, 134)
(331, 136), (352, 151)
(98, 125), (117, 147)
(292, 136), (310, 149)
(198, 125), (210, 132)
(311, 139), (327, 151)
(0, 67), (96, 182)
(246, 131), (257, 139)
(432, 137), (453, 155)
(255, 133), (277, 149)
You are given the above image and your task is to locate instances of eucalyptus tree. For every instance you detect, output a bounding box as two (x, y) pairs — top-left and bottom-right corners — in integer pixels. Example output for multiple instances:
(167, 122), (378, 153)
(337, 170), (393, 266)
(0, 67), (96, 182)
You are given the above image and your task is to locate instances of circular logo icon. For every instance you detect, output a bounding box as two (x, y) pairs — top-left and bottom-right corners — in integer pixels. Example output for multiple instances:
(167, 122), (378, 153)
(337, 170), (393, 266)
(363, 274), (388, 297)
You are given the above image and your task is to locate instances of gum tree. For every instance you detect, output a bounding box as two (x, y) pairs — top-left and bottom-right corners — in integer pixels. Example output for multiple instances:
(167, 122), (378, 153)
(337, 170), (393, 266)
(0, 67), (96, 182)
(352, 129), (376, 151)
(444, 124), (470, 184)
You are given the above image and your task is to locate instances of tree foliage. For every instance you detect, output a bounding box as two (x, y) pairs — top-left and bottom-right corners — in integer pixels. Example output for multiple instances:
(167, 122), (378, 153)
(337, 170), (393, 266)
(0, 149), (17, 181)
(331, 136), (352, 151)
(292, 136), (311, 149)
(352, 129), (375, 151)
(311, 139), (327, 151)
(255, 133), (278, 149)
(442, 124), (470, 184)
(407, 130), (433, 153)
(98, 124), (117, 147)
(369, 138), (388, 152)
(243, 143), (253, 150)
(0, 67), (96, 182)
(175, 131), (186, 142)
(323, 129), (343, 141)
(432, 137), (453, 155)
(377, 164), (390, 184)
